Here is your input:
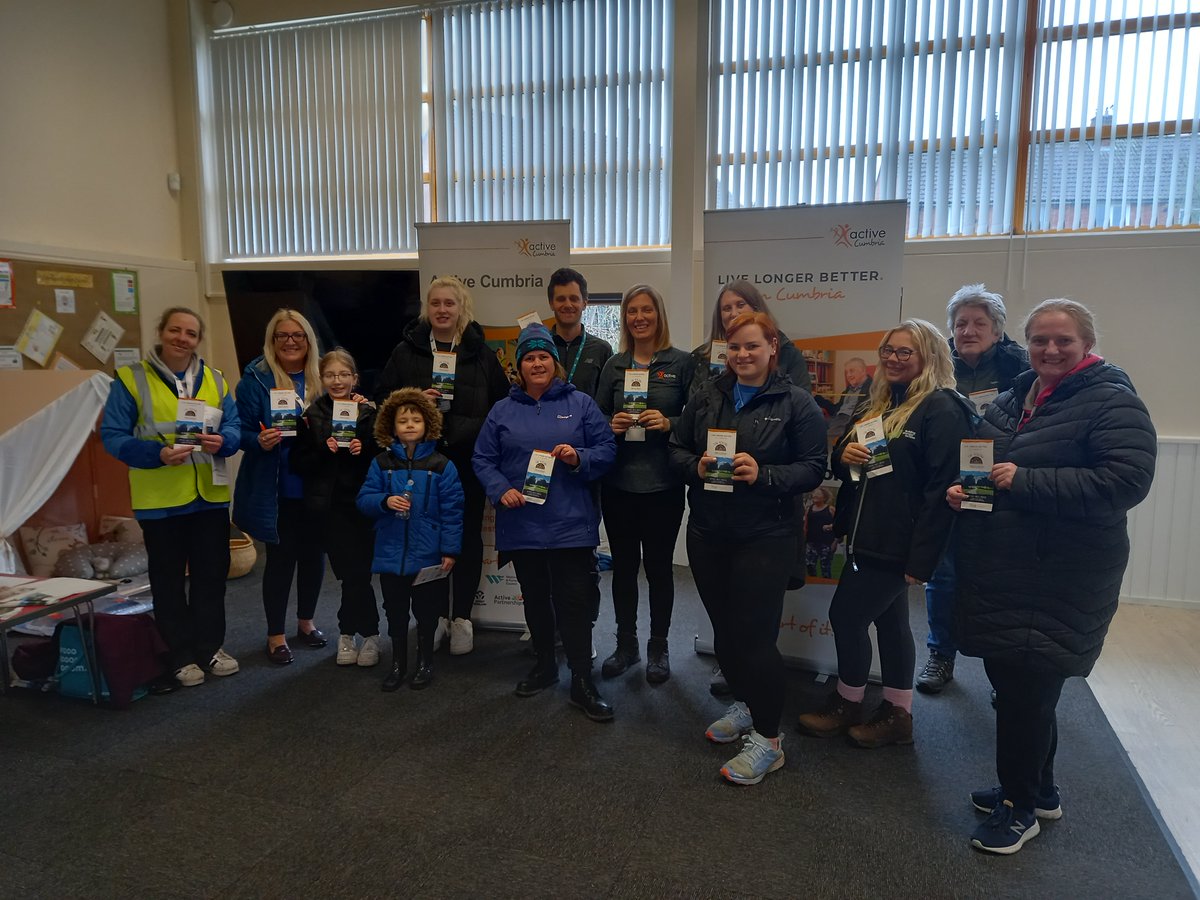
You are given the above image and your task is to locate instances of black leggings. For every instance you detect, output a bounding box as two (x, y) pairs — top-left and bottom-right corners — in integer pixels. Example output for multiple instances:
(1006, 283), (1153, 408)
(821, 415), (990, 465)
(322, 504), (378, 637)
(510, 547), (600, 675)
(601, 485), (685, 638)
(380, 573), (448, 639)
(688, 530), (792, 739)
(829, 562), (914, 690)
(262, 498), (325, 636)
(986, 657), (1065, 811)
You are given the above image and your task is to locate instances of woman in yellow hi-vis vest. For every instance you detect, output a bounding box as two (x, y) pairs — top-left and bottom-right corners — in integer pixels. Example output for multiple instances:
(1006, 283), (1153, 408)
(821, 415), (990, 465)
(101, 307), (241, 692)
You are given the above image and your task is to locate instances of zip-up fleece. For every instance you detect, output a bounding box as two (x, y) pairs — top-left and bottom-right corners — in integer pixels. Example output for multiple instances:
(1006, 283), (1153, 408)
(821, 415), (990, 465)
(830, 388), (974, 582)
(290, 393), (377, 513)
(356, 439), (465, 576)
(669, 371), (827, 541)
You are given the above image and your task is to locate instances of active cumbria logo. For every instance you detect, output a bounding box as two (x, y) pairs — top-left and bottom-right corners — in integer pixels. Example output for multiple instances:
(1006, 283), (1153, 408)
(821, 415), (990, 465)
(831, 223), (888, 248)
(516, 237), (557, 258)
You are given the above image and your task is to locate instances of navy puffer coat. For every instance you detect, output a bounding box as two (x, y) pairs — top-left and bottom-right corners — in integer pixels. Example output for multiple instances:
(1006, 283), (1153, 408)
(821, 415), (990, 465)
(955, 360), (1156, 677)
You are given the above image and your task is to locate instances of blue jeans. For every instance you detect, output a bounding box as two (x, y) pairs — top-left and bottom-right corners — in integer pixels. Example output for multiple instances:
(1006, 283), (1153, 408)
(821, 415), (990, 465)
(924, 526), (958, 657)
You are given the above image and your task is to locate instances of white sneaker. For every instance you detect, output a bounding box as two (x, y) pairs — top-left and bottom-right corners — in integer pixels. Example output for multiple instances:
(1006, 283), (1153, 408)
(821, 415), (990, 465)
(705, 701), (754, 744)
(175, 663), (205, 687)
(357, 634), (381, 667)
(449, 618), (474, 655)
(336, 634), (359, 666)
(432, 617), (450, 651)
(720, 731), (785, 785)
(205, 649), (239, 677)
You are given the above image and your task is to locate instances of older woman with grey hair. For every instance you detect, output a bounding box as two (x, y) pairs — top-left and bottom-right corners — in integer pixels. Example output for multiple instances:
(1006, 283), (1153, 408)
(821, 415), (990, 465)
(916, 284), (1030, 695)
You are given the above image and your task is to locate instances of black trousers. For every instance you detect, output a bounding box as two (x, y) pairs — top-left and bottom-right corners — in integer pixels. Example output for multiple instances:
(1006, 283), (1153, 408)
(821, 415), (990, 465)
(262, 498), (325, 636)
(380, 572), (448, 640)
(601, 485), (685, 639)
(140, 508), (230, 670)
(829, 562), (915, 690)
(985, 656), (1066, 811)
(510, 547), (600, 675)
(688, 530), (792, 739)
(322, 504), (378, 637)
(449, 473), (487, 621)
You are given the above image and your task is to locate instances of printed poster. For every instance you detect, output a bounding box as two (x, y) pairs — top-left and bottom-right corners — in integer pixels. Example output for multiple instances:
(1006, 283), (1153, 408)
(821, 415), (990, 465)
(15, 309), (64, 366)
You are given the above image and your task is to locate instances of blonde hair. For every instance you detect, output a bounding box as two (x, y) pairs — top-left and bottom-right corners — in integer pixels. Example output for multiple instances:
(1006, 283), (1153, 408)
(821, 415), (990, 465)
(319, 348), (358, 376)
(1023, 298), (1098, 349)
(859, 318), (955, 438)
(424, 276), (476, 342)
(262, 308), (321, 403)
(619, 284), (672, 353)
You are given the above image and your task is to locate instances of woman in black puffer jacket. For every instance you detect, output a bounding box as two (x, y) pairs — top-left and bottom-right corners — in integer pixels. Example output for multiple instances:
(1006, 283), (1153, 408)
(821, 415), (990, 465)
(376, 277), (511, 654)
(949, 299), (1156, 856)
(796, 319), (972, 750)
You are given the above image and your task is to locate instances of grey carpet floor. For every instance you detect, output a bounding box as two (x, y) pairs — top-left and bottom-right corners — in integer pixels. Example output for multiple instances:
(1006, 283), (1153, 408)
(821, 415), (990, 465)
(0, 560), (1194, 900)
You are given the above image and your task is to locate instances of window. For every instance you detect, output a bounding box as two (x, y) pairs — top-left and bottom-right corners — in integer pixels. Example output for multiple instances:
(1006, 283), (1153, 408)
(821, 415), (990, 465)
(1025, 1), (1200, 232)
(432, 0), (673, 249)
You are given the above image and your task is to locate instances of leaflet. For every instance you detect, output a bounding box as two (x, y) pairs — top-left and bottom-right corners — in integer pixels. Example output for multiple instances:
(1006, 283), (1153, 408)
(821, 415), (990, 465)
(432, 351), (457, 403)
(623, 368), (648, 442)
(522, 449), (555, 504)
(203, 406), (223, 434)
(412, 563), (451, 586)
(269, 389), (299, 436)
(960, 439), (995, 512)
(704, 428), (736, 492)
(517, 311), (543, 330)
(331, 399), (358, 447)
(857, 414), (893, 479)
(175, 398), (206, 450)
(969, 388), (999, 416)
(709, 340), (728, 375)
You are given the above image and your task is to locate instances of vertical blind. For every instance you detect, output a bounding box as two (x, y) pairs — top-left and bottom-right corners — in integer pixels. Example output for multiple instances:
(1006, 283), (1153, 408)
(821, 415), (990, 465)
(209, 13), (425, 258)
(709, 0), (1027, 238)
(1025, 1), (1200, 232)
(432, 0), (672, 249)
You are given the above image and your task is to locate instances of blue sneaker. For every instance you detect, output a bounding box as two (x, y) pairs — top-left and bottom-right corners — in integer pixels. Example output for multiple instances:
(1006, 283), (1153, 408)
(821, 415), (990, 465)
(720, 731), (785, 785)
(970, 800), (1041, 854)
(971, 785), (1062, 820)
(705, 701), (754, 744)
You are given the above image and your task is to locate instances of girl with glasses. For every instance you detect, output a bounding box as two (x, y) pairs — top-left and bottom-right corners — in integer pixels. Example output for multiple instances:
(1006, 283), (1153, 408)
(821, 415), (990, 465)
(797, 319), (972, 749)
(233, 308), (329, 665)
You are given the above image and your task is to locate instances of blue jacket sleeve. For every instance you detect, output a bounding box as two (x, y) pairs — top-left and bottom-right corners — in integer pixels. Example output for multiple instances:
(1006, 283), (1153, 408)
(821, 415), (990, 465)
(99, 377), (164, 469)
(356, 459), (390, 520)
(216, 382), (241, 457)
(570, 395), (617, 481)
(439, 461), (466, 557)
(235, 370), (269, 464)
(472, 407), (514, 505)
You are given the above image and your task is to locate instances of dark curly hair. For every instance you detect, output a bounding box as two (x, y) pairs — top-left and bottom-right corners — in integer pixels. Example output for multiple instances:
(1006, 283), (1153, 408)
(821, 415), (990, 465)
(374, 388), (443, 448)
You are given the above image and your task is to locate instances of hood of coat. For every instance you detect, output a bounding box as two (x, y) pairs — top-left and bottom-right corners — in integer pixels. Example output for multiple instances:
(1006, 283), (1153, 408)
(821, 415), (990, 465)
(388, 438), (440, 462)
(1009, 355), (1131, 406)
(401, 317), (489, 359)
(507, 377), (575, 405)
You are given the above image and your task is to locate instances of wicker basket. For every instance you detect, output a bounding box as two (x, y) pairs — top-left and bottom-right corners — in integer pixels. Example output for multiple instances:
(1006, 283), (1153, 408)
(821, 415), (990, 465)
(228, 536), (257, 579)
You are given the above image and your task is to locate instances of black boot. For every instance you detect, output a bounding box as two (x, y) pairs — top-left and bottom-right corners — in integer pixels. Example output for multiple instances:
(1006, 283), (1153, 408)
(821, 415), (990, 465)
(569, 674), (614, 722)
(515, 650), (559, 697)
(411, 630), (434, 690)
(600, 631), (640, 678)
(381, 640), (407, 692)
(645, 637), (670, 684)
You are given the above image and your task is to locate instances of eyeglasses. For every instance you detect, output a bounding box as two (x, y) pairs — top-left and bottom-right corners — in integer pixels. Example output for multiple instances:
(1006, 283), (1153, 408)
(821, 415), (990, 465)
(273, 332), (308, 345)
(879, 345), (916, 361)
(321, 371), (355, 380)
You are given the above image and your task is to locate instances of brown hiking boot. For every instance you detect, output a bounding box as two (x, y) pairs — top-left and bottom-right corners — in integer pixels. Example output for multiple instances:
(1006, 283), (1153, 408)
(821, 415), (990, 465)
(847, 700), (914, 748)
(796, 691), (863, 738)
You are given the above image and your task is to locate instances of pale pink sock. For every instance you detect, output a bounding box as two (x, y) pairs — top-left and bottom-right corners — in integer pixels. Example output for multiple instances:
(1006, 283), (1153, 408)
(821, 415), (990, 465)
(883, 687), (913, 713)
(837, 680), (866, 703)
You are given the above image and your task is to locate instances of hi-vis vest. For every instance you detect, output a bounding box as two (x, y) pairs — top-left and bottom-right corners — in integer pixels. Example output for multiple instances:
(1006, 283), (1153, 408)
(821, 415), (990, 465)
(116, 361), (230, 510)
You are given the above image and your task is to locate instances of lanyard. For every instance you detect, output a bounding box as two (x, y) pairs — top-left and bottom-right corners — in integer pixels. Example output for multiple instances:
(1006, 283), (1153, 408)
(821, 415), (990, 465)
(430, 335), (457, 353)
(563, 327), (586, 384)
(174, 370), (196, 398)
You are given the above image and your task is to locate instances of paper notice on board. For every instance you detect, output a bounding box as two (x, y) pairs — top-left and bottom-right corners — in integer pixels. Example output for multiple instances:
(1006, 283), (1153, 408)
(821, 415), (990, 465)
(112, 272), (138, 313)
(82, 310), (124, 363)
(0, 347), (21, 369)
(15, 309), (64, 366)
(112, 348), (140, 368)
(55, 289), (76, 314)
(0, 261), (13, 308)
(51, 353), (81, 371)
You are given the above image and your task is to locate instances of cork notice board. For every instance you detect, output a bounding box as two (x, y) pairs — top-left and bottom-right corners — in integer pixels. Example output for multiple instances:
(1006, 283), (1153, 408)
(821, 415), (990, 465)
(0, 257), (142, 375)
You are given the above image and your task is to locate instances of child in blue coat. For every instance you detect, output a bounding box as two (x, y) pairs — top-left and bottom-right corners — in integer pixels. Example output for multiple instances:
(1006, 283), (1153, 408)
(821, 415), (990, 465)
(357, 388), (464, 691)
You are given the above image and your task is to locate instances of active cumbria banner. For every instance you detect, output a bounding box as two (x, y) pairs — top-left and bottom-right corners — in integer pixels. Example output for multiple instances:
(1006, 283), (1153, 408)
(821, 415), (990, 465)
(701, 200), (907, 677)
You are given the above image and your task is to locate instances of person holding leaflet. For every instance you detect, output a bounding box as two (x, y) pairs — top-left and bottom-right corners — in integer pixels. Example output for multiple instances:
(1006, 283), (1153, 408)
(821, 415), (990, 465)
(595, 284), (692, 683)
(796, 319), (971, 748)
(376, 276), (510, 656)
(670, 312), (826, 785)
(357, 389), (464, 691)
(291, 349), (380, 667)
(233, 308), (327, 665)
(916, 284), (1029, 695)
(472, 323), (617, 721)
(101, 307), (241, 691)
(948, 299), (1155, 854)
